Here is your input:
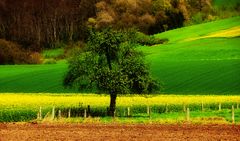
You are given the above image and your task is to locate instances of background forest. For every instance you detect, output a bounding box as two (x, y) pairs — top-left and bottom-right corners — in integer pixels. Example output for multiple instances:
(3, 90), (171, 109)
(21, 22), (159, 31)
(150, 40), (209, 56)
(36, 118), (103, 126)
(0, 0), (239, 65)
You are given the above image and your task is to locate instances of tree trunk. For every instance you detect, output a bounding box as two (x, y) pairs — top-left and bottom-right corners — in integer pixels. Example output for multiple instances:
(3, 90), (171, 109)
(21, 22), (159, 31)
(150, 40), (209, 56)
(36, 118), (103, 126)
(69, 21), (74, 41)
(36, 25), (41, 47)
(109, 92), (117, 117)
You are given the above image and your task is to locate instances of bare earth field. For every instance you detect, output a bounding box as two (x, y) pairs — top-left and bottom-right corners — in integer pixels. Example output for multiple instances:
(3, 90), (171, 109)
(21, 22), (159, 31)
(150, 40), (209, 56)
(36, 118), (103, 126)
(0, 123), (240, 141)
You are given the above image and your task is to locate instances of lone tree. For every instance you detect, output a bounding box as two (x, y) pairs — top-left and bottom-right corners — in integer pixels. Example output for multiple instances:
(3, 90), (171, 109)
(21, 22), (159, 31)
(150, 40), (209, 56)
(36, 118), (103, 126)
(64, 28), (160, 116)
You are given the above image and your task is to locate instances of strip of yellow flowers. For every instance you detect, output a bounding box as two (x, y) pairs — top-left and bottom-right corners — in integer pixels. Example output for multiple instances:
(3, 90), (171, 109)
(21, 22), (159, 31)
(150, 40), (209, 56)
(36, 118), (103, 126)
(0, 93), (239, 108)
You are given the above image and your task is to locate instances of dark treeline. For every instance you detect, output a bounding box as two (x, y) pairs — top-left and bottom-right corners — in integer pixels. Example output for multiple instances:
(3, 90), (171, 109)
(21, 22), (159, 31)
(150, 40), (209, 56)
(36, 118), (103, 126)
(0, 0), (215, 50)
(0, 0), (98, 50)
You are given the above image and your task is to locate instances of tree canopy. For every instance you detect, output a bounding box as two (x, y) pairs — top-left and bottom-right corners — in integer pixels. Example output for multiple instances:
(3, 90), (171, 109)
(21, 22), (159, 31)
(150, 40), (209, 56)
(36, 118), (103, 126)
(64, 28), (160, 116)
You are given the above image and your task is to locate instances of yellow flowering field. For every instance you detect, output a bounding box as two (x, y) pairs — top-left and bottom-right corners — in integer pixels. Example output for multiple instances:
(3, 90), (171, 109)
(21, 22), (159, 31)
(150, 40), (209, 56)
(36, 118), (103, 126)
(0, 93), (240, 122)
(0, 93), (239, 108)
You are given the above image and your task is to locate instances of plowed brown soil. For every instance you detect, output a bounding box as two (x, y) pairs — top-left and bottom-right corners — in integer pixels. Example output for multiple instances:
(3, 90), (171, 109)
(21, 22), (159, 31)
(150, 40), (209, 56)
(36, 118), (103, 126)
(0, 123), (240, 141)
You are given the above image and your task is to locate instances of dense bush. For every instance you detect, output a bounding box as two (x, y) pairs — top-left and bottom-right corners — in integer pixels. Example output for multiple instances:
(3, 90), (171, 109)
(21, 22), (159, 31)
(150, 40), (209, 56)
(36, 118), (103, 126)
(0, 39), (42, 64)
(43, 59), (57, 64)
(29, 52), (43, 64)
(136, 32), (168, 46)
(64, 41), (85, 58)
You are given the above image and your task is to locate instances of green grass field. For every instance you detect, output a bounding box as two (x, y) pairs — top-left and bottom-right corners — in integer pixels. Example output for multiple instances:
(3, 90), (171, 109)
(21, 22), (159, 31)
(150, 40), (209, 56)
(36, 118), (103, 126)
(0, 16), (239, 94)
(213, 0), (240, 8)
(211, 0), (240, 19)
(42, 48), (65, 59)
(144, 16), (240, 94)
(0, 61), (78, 93)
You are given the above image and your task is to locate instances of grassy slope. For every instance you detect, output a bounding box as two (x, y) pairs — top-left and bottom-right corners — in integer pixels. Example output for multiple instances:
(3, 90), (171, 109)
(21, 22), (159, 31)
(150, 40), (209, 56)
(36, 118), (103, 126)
(0, 17), (239, 94)
(213, 0), (240, 8)
(0, 61), (77, 93)
(154, 16), (240, 44)
(141, 16), (240, 94)
(42, 48), (65, 59)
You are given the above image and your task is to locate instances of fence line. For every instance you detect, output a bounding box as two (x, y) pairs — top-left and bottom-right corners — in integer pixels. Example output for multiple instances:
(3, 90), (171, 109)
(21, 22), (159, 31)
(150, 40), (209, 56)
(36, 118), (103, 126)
(36, 102), (238, 124)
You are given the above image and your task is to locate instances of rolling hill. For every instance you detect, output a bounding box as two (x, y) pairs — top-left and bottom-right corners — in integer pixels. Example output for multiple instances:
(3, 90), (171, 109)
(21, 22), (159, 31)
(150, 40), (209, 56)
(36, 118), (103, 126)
(0, 16), (239, 94)
(213, 0), (240, 8)
(141, 16), (240, 94)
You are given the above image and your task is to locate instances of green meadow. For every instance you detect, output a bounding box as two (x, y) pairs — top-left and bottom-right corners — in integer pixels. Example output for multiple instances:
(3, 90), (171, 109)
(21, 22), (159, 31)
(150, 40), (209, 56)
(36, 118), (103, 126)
(213, 0), (240, 8)
(143, 16), (240, 94)
(0, 16), (240, 94)
(0, 61), (76, 93)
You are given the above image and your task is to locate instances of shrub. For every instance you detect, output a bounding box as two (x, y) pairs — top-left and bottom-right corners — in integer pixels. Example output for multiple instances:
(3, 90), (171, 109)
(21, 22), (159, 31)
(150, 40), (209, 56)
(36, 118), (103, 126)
(64, 41), (85, 58)
(136, 32), (168, 46)
(43, 59), (57, 64)
(0, 39), (42, 64)
(191, 12), (204, 24)
(29, 52), (43, 64)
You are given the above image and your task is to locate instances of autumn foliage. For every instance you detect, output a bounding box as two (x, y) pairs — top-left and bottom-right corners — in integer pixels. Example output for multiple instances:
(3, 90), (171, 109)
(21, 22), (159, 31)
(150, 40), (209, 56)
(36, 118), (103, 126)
(0, 39), (42, 64)
(86, 0), (215, 35)
(0, 0), (221, 50)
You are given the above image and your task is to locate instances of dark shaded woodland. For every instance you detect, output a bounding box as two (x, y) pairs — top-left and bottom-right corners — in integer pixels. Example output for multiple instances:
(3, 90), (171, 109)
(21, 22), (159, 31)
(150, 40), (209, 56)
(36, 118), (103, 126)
(0, 0), (220, 50)
(0, 0), (98, 49)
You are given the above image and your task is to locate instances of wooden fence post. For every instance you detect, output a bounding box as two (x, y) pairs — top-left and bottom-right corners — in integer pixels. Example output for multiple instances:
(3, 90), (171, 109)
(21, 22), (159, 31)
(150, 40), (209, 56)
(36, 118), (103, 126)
(201, 102), (204, 112)
(39, 107), (42, 120)
(114, 109), (116, 118)
(165, 104), (168, 113)
(68, 109), (71, 118)
(58, 110), (61, 118)
(186, 108), (190, 122)
(219, 103), (221, 111)
(232, 105), (235, 124)
(183, 104), (186, 112)
(52, 106), (55, 120)
(127, 107), (130, 117)
(147, 106), (151, 118)
(37, 106), (42, 120)
(84, 109), (87, 118)
(147, 106), (149, 115)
